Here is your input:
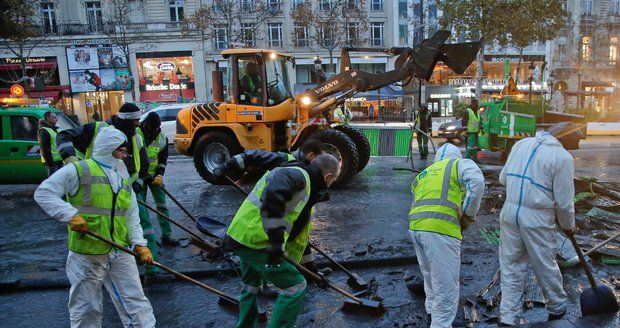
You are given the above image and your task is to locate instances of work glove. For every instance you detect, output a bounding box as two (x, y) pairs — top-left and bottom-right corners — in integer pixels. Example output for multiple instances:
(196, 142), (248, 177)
(460, 214), (475, 231)
(266, 244), (284, 265)
(63, 155), (79, 165)
(68, 215), (89, 233)
(134, 245), (154, 265)
(152, 175), (164, 187)
(132, 181), (144, 194)
(213, 158), (240, 179)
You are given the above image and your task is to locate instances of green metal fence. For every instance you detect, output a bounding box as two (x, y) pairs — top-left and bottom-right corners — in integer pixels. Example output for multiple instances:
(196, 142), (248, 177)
(359, 127), (413, 156)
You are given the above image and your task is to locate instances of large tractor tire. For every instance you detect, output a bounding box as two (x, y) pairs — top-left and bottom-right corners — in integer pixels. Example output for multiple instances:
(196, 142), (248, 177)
(311, 129), (359, 188)
(193, 131), (243, 184)
(334, 125), (371, 172)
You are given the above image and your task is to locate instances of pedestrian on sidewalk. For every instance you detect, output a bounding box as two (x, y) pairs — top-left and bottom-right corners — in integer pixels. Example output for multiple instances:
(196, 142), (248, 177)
(498, 123), (576, 326)
(462, 99), (481, 160)
(136, 113), (179, 279)
(415, 104), (432, 160)
(409, 143), (485, 328)
(34, 126), (155, 328)
(224, 154), (340, 328)
(37, 111), (63, 176)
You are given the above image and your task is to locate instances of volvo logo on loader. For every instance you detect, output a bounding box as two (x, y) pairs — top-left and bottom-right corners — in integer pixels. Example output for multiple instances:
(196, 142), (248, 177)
(314, 80), (338, 94)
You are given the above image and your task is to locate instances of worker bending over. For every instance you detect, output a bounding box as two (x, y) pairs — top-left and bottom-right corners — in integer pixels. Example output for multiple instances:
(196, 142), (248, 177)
(34, 126), (155, 328)
(498, 123), (576, 326)
(409, 143), (485, 328)
(225, 154), (340, 328)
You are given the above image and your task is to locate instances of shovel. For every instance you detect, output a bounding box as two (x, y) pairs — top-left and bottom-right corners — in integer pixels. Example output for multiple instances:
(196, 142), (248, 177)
(137, 199), (223, 256)
(282, 255), (385, 317)
(84, 231), (248, 316)
(221, 175), (370, 290)
(566, 233), (619, 316)
(563, 230), (620, 267)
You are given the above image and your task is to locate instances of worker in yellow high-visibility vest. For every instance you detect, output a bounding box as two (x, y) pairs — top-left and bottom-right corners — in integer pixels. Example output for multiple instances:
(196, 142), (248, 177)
(37, 111), (63, 176)
(408, 143), (485, 328)
(462, 99), (480, 159)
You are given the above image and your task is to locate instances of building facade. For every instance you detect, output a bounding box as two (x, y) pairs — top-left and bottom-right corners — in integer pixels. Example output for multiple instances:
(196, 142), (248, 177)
(2, 0), (610, 124)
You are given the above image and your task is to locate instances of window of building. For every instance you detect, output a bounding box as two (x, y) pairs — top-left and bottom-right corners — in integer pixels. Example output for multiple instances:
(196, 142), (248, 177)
(558, 44), (567, 60)
(583, 0), (593, 16)
(610, 37), (618, 64)
(293, 24), (309, 47)
(292, 0), (306, 9)
(268, 23), (283, 47)
(241, 0), (253, 12)
(169, 0), (184, 22)
(347, 0), (361, 9)
(267, 0), (282, 13)
(398, 0), (408, 19)
(86, 1), (103, 33)
(319, 0), (332, 11)
(346, 22), (359, 45)
(371, 0), (384, 11)
(614, 0), (620, 16)
(41, 2), (56, 34)
(319, 27), (334, 47)
(10, 116), (39, 141)
(582, 35), (592, 62)
(370, 22), (384, 47)
(128, 0), (145, 23)
(351, 63), (385, 74)
(398, 24), (408, 46)
(241, 23), (255, 47)
(215, 24), (228, 50)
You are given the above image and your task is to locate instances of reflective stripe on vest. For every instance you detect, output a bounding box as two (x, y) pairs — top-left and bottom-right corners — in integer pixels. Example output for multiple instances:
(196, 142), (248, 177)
(409, 158), (465, 240)
(467, 108), (480, 133)
(39, 127), (62, 162)
(227, 166), (311, 251)
(85, 122), (142, 183)
(67, 159), (133, 254)
(137, 129), (166, 176)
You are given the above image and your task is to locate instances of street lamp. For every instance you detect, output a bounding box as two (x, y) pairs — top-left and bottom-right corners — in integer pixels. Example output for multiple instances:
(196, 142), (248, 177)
(313, 55), (325, 83)
(549, 72), (556, 100)
(175, 68), (183, 99)
(528, 61), (535, 103)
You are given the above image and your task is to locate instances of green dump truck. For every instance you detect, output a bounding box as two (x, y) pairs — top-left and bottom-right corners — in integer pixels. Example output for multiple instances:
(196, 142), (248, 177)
(478, 99), (586, 158)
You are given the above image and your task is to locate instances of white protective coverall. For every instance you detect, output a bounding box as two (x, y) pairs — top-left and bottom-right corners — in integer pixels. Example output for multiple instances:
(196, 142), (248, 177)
(410, 143), (485, 328)
(34, 126), (156, 328)
(498, 131), (575, 325)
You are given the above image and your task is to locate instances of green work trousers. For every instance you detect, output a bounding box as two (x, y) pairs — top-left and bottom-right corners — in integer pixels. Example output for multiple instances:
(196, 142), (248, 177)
(235, 247), (307, 328)
(137, 185), (172, 274)
(417, 132), (429, 158)
(466, 132), (479, 159)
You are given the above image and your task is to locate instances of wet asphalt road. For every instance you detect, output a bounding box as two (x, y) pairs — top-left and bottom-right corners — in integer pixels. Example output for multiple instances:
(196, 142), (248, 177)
(1, 137), (619, 327)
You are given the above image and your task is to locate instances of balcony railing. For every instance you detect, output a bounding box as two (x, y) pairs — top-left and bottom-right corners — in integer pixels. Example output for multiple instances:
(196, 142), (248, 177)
(31, 22), (184, 37)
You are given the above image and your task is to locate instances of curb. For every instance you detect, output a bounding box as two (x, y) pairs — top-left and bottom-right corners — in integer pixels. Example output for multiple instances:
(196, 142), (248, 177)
(0, 255), (418, 293)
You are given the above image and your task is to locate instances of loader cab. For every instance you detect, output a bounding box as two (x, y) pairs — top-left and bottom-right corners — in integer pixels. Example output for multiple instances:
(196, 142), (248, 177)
(220, 50), (294, 113)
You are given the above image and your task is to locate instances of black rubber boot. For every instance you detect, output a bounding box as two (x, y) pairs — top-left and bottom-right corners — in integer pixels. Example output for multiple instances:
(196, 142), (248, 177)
(547, 310), (566, 321)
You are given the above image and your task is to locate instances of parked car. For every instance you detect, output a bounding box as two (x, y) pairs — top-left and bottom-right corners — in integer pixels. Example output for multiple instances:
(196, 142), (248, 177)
(437, 119), (467, 143)
(0, 99), (78, 184)
(140, 103), (188, 143)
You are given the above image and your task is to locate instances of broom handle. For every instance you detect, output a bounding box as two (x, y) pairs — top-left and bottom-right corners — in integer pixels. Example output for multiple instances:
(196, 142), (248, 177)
(582, 230), (620, 257)
(224, 176), (249, 196)
(282, 255), (362, 304)
(567, 234), (598, 289)
(137, 199), (205, 242)
(160, 185), (197, 222)
(308, 242), (357, 280)
(86, 231), (238, 303)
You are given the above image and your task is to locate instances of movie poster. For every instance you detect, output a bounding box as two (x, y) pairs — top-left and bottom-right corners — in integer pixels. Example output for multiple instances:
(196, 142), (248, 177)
(100, 69), (117, 90)
(69, 69), (101, 92)
(66, 47), (99, 70)
(114, 68), (133, 90)
(98, 47), (114, 69)
(112, 47), (128, 68)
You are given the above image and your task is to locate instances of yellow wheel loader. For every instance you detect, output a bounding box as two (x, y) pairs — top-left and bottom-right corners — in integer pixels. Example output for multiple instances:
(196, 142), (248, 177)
(174, 30), (481, 187)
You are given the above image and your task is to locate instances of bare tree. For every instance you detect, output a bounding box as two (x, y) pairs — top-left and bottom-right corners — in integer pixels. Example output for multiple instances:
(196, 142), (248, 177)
(290, 0), (369, 78)
(183, 0), (276, 51)
(102, 0), (155, 100)
(0, 0), (52, 97)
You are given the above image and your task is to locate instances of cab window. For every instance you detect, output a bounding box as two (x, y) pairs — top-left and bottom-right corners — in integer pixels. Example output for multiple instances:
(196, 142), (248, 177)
(265, 55), (292, 106)
(237, 57), (262, 105)
(10, 115), (38, 141)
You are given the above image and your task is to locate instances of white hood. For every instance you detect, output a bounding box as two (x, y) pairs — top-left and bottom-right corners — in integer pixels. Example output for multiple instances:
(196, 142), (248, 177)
(434, 143), (463, 162)
(534, 130), (562, 147)
(92, 126), (127, 170)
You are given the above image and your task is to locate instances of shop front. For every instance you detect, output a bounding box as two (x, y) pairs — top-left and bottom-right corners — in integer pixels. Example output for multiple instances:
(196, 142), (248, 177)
(65, 45), (132, 123)
(136, 51), (195, 103)
(0, 56), (69, 104)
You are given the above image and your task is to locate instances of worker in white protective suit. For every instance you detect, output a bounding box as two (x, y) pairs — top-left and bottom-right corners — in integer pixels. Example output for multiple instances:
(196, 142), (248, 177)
(34, 126), (156, 328)
(498, 124), (576, 326)
(408, 143), (485, 328)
